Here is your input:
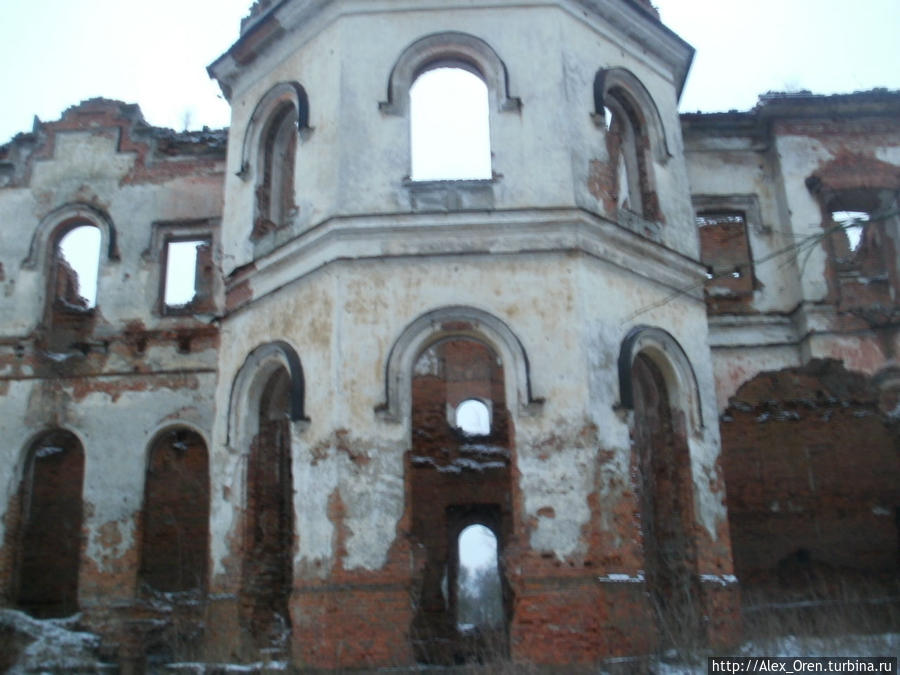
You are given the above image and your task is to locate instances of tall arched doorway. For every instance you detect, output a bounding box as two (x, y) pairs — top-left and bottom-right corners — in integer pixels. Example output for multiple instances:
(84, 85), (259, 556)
(631, 353), (698, 645)
(242, 366), (294, 651)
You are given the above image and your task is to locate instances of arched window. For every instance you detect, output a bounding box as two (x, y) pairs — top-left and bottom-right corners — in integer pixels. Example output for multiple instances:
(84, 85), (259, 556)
(240, 82), (310, 241)
(254, 103), (298, 238)
(605, 92), (649, 216)
(381, 33), (520, 188)
(139, 428), (209, 593)
(594, 68), (669, 222)
(16, 430), (85, 617)
(53, 223), (101, 310)
(410, 66), (491, 181)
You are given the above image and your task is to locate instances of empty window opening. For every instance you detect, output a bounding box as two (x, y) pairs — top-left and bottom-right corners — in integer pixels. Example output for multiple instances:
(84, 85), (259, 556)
(55, 224), (100, 309)
(455, 399), (490, 436)
(139, 429), (209, 593)
(16, 430), (85, 618)
(456, 524), (503, 631)
(163, 238), (213, 311)
(605, 96), (646, 215)
(831, 210), (869, 253)
(697, 211), (754, 306)
(255, 104), (297, 238)
(410, 66), (491, 181)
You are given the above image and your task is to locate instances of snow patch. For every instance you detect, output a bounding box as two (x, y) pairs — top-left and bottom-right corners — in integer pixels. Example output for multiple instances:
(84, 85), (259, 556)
(0, 609), (105, 673)
(411, 455), (506, 473)
(598, 572), (645, 583)
(699, 573), (738, 586)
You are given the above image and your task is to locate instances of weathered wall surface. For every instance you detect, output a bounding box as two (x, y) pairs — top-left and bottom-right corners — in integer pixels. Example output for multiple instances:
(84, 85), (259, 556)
(2, 0), (897, 670)
(721, 360), (900, 589)
(683, 92), (900, 408)
(0, 99), (225, 664)
(684, 93), (900, 632)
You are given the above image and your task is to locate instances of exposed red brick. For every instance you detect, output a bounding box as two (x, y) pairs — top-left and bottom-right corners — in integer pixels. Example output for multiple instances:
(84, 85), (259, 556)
(721, 360), (900, 594)
(139, 429), (209, 593)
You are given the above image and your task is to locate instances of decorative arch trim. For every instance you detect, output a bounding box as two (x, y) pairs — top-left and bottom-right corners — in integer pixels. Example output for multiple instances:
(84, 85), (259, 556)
(380, 32), (521, 116)
(23, 203), (118, 269)
(238, 81), (311, 180)
(227, 340), (307, 448)
(617, 325), (703, 431)
(593, 67), (671, 163)
(378, 306), (540, 423)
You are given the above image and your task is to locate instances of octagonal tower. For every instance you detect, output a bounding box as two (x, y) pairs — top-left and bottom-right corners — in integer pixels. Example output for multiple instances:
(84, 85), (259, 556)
(207, 0), (737, 667)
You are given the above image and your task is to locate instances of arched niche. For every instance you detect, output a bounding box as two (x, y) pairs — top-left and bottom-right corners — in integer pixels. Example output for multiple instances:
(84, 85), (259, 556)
(379, 32), (521, 116)
(16, 428), (85, 617)
(378, 306), (541, 423)
(227, 340), (308, 449)
(139, 425), (210, 593)
(617, 325), (703, 434)
(593, 67), (671, 164)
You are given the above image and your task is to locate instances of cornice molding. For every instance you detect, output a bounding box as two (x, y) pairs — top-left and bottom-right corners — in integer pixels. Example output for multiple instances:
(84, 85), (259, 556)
(224, 208), (705, 314)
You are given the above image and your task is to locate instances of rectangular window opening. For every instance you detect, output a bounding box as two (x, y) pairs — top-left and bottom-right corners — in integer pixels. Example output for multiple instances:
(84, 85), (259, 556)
(697, 210), (754, 301)
(163, 238), (212, 313)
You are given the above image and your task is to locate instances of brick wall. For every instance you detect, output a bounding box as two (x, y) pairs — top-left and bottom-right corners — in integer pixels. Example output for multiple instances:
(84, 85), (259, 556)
(139, 429), (209, 593)
(720, 360), (900, 591)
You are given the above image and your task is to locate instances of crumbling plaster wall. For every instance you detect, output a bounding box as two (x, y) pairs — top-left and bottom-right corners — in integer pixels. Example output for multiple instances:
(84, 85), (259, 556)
(0, 126), (224, 332)
(0, 100), (225, 608)
(211, 251), (727, 586)
(683, 100), (900, 408)
(772, 133), (835, 305)
(683, 124), (804, 315)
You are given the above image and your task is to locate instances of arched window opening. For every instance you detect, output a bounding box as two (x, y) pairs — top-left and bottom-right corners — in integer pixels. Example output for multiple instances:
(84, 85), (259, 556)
(605, 95), (645, 215)
(242, 366), (294, 651)
(456, 524), (503, 631)
(455, 399), (490, 436)
(139, 428), (209, 593)
(630, 353), (698, 646)
(410, 66), (491, 181)
(594, 68), (668, 223)
(54, 224), (101, 310)
(254, 103), (298, 239)
(16, 430), (85, 617)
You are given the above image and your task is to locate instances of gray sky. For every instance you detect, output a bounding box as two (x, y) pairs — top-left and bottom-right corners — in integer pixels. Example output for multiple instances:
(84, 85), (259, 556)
(1, 0), (898, 143)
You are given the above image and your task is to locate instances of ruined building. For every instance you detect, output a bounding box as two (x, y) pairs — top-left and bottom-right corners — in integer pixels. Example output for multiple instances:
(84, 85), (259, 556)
(0, 0), (897, 669)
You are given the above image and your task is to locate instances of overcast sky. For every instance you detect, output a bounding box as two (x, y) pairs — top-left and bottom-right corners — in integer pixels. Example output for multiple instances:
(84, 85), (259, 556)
(1, 0), (898, 144)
